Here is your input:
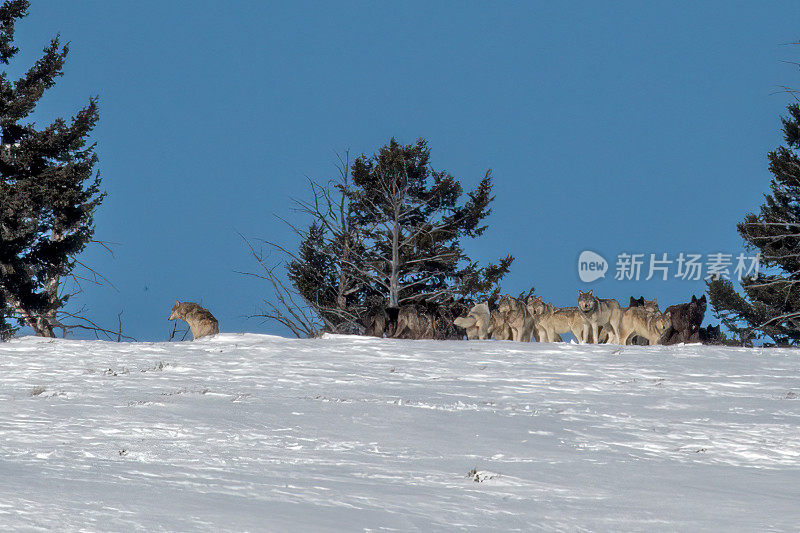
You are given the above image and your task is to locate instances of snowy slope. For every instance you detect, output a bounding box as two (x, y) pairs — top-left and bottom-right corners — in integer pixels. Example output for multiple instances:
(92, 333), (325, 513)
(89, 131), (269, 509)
(1, 334), (799, 532)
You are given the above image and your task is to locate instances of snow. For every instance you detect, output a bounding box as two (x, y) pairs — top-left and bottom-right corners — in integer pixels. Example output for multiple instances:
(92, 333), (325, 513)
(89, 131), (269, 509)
(1, 333), (799, 531)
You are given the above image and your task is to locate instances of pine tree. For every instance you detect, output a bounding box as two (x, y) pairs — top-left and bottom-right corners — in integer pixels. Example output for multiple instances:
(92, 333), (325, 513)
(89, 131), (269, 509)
(348, 138), (512, 310)
(252, 139), (512, 337)
(708, 102), (800, 345)
(0, 0), (104, 338)
(287, 222), (341, 327)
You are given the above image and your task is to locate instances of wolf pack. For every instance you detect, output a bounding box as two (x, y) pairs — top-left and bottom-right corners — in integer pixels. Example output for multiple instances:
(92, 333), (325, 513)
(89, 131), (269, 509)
(454, 290), (717, 345)
(167, 291), (720, 345)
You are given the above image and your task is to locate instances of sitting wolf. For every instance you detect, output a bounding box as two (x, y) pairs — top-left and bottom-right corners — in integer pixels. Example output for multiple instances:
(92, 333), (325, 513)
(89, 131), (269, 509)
(577, 290), (622, 344)
(453, 302), (492, 340)
(168, 301), (219, 340)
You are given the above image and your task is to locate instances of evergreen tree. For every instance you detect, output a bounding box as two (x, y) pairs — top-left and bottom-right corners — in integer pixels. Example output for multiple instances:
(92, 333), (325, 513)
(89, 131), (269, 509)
(254, 139), (512, 337)
(708, 102), (800, 345)
(348, 138), (512, 309)
(286, 222), (342, 328)
(0, 0), (104, 338)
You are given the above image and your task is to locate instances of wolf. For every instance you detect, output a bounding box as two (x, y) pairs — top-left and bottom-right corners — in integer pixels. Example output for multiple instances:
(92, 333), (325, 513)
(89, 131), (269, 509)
(662, 295), (706, 345)
(168, 301), (219, 340)
(577, 290), (622, 344)
(487, 310), (514, 340)
(627, 297), (647, 345)
(432, 299), (471, 340)
(496, 295), (535, 342)
(524, 296), (543, 341)
(661, 301), (693, 345)
(692, 294), (707, 331)
(619, 306), (671, 345)
(529, 297), (583, 343)
(392, 305), (436, 339)
(453, 301), (492, 340)
(629, 296), (645, 308)
(627, 297), (661, 344)
(697, 324), (722, 344)
(363, 306), (389, 337)
(629, 296), (660, 314)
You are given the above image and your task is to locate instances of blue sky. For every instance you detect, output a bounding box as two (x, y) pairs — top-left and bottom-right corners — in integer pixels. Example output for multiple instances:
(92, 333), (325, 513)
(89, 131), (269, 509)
(15, 1), (800, 340)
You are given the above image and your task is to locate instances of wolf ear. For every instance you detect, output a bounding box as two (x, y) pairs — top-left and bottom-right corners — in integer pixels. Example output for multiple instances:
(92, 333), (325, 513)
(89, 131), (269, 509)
(175, 300), (180, 305)
(588, 289), (593, 296)
(691, 295), (697, 303)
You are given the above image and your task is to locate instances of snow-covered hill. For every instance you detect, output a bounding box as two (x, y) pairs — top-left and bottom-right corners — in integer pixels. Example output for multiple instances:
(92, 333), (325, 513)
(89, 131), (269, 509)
(1, 334), (799, 531)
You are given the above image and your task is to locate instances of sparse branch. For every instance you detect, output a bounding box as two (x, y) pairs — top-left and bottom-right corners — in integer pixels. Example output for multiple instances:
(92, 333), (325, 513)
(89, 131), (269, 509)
(73, 259), (119, 292)
(238, 232), (323, 337)
(54, 309), (136, 341)
(90, 238), (119, 257)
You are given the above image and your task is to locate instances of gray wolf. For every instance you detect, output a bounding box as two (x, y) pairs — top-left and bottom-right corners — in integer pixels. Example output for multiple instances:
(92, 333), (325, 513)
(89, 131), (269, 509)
(168, 301), (219, 339)
(619, 306), (671, 345)
(662, 295), (706, 345)
(697, 324), (722, 344)
(363, 306), (390, 337)
(497, 294), (535, 342)
(453, 302), (492, 340)
(628, 297), (661, 344)
(577, 290), (622, 344)
(368, 301), (466, 340)
(488, 310), (514, 340)
(629, 296), (645, 308)
(630, 296), (660, 314)
(691, 294), (707, 332)
(392, 306), (436, 339)
(529, 296), (583, 343)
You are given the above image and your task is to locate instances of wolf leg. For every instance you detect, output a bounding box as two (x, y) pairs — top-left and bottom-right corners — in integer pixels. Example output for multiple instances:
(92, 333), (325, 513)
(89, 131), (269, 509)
(580, 323), (590, 344)
(615, 324), (625, 345)
(610, 323), (622, 344)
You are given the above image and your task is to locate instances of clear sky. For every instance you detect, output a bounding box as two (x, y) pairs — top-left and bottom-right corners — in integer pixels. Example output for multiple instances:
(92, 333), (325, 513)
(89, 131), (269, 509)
(14, 1), (800, 340)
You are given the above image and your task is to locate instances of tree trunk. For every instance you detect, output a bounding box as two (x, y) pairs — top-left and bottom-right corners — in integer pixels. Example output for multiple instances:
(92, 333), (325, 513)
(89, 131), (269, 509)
(390, 220), (399, 308)
(337, 238), (350, 311)
(36, 228), (62, 337)
(8, 296), (56, 337)
(336, 178), (352, 313)
(33, 315), (55, 337)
